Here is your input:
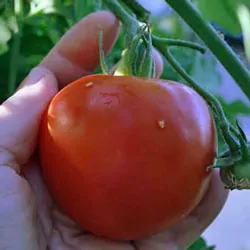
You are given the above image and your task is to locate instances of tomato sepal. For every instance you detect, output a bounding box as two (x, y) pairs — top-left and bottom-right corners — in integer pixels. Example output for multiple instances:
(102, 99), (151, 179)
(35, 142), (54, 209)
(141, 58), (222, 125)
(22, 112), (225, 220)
(220, 165), (250, 190)
(208, 154), (241, 170)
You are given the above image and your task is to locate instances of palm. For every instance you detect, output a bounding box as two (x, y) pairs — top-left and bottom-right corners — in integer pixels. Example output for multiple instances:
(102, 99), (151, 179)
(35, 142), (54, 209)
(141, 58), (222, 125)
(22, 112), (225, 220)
(9, 159), (223, 250)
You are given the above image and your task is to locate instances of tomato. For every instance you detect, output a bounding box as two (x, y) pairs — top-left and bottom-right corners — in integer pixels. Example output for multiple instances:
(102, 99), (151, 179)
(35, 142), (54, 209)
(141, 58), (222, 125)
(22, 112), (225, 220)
(39, 74), (217, 240)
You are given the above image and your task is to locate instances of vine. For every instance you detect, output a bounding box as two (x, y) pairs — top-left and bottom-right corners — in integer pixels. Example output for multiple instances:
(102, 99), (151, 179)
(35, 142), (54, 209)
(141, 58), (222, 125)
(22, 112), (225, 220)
(103, 0), (250, 190)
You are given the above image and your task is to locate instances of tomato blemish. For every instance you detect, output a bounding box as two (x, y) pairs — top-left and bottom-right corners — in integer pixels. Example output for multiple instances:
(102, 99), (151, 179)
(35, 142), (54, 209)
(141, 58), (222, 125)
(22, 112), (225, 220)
(158, 120), (165, 128)
(85, 82), (93, 87)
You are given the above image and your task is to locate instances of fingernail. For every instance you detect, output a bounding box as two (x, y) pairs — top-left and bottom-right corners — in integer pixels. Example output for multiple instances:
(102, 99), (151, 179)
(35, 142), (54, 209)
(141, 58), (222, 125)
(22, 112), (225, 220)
(17, 66), (48, 90)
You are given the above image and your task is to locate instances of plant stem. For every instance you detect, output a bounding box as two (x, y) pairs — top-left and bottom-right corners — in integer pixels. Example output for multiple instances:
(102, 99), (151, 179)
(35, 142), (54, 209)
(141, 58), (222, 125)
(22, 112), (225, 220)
(99, 29), (110, 74)
(120, 0), (151, 22)
(103, 0), (139, 42)
(106, 0), (241, 153)
(104, 0), (155, 76)
(164, 0), (250, 101)
(153, 38), (239, 153)
(8, 0), (23, 95)
(152, 36), (206, 54)
(105, 0), (206, 54)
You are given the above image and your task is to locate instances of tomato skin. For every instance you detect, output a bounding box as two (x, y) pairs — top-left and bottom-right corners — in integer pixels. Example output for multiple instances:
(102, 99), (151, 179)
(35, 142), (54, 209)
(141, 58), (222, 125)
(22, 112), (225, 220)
(39, 74), (217, 240)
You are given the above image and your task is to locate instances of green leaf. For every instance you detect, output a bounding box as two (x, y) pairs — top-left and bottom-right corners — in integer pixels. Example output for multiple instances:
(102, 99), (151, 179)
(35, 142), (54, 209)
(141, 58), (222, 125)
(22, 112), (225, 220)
(214, 97), (250, 153)
(195, 0), (245, 35)
(161, 47), (202, 82)
(74, 0), (101, 22)
(0, 17), (11, 44)
(217, 97), (250, 123)
(188, 53), (222, 93)
(20, 25), (54, 56)
(187, 237), (215, 250)
(0, 42), (9, 55)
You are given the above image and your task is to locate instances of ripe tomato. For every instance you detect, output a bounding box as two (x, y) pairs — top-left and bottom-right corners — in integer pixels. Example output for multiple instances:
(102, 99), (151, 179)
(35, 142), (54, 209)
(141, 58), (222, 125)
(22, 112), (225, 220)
(39, 74), (217, 240)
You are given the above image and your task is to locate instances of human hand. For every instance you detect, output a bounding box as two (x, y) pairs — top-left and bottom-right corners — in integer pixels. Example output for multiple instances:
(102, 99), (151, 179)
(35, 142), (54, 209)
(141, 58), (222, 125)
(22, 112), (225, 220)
(0, 11), (228, 250)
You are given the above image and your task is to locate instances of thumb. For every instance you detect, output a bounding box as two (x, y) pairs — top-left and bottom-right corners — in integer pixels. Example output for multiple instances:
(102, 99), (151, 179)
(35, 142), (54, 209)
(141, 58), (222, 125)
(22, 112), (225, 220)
(0, 66), (58, 172)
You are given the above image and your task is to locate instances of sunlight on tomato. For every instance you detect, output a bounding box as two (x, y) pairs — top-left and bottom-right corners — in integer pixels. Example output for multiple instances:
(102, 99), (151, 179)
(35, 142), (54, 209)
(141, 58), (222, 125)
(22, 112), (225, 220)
(39, 75), (217, 240)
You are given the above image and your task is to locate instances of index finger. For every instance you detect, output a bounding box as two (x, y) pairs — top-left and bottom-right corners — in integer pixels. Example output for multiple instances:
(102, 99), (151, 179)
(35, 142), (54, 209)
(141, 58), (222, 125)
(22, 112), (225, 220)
(40, 11), (120, 88)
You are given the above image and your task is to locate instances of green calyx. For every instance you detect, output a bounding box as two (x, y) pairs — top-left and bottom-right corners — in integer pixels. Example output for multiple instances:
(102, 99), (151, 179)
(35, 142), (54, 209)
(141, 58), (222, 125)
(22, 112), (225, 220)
(220, 162), (250, 190)
(114, 23), (156, 78)
(211, 121), (250, 190)
(103, 0), (207, 78)
(99, 0), (155, 78)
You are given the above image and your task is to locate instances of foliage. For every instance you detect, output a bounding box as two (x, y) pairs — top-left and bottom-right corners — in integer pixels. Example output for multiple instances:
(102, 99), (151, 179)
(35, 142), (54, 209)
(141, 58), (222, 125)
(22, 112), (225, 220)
(187, 237), (215, 250)
(0, 0), (222, 101)
(194, 0), (250, 63)
(193, 0), (249, 36)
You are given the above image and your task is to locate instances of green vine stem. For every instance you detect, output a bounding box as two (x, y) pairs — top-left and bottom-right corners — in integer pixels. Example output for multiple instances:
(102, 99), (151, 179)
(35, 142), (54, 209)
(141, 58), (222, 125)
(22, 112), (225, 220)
(105, 0), (243, 155)
(104, 0), (250, 189)
(8, 0), (23, 95)
(104, 0), (139, 45)
(164, 0), (250, 101)
(104, 0), (207, 65)
(152, 36), (206, 54)
(119, 0), (150, 22)
(152, 39), (240, 154)
(99, 29), (110, 75)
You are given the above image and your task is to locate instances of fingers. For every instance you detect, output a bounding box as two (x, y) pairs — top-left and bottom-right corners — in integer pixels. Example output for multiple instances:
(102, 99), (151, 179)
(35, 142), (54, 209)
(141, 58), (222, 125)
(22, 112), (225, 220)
(174, 170), (229, 249)
(134, 170), (228, 250)
(0, 167), (40, 250)
(0, 67), (58, 171)
(153, 48), (163, 78)
(40, 11), (120, 88)
(40, 10), (163, 88)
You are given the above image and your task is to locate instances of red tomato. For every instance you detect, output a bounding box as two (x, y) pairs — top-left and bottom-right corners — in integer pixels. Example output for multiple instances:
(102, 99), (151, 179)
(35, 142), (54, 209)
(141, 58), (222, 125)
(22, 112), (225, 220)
(39, 75), (217, 240)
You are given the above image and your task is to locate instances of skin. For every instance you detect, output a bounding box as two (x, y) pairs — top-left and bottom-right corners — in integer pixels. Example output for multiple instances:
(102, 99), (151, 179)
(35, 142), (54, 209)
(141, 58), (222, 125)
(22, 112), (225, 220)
(0, 11), (228, 250)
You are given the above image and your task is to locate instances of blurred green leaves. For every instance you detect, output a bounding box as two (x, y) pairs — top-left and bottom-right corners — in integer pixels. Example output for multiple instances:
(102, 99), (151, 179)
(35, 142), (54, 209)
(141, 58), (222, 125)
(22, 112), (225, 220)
(0, 18), (11, 54)
(194, 0), (249, 35)
(194, 0), (250, 65)
(74, 0), (101, 21)
(151, 12), (222, 92)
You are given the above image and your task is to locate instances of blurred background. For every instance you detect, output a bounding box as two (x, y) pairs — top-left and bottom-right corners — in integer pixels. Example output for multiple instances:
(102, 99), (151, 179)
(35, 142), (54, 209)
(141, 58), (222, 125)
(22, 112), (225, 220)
(1, 1), (250, 249)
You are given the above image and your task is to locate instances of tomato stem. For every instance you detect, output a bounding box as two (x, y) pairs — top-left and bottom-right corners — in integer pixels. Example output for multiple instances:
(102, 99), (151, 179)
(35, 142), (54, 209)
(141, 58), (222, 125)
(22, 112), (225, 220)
(103, 0), (139, 44)
(118, 0), (250, 189)
(104, 0), (156, 77)
(120, 0), (151, 22)
(235, 121), (250, 161)
(99, 29), (110, 75)
(104, 0), (208, 77)
(133, 24), (156, 78)
(107, 0), (239, 152)
(164, 0), (250, 101)
(114, 23), (155, 77)
(152, 36), (207, 54)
